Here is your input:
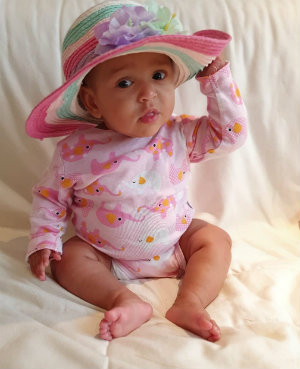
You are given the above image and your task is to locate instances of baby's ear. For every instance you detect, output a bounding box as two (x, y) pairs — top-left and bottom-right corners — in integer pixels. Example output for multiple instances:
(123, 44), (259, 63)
(78, 86), (102, 118)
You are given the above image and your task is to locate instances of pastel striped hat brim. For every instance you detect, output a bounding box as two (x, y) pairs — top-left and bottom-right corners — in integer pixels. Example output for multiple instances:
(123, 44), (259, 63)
(26, 1), (231, 139)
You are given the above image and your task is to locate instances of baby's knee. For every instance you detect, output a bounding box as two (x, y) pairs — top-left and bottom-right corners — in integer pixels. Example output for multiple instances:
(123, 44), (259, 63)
(188, 219), (231, 243)
(180, 219), (232, 258)
(206, 224), (232, 248)
(191, 224), (232, 260)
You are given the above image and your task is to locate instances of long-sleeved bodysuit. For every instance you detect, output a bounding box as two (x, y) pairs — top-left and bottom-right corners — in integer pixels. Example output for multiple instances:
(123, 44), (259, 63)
(27, 64), (247, 279)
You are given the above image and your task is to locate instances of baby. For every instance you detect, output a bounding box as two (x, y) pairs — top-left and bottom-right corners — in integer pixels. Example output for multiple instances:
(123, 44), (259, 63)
(26, 0), (247, 342)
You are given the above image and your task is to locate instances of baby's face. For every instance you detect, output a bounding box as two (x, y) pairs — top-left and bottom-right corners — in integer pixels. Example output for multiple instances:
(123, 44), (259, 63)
(80, 52), (177, 137)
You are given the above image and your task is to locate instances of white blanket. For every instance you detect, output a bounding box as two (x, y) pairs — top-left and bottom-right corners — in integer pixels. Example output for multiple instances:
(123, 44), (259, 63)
(0, 0), (299, 368)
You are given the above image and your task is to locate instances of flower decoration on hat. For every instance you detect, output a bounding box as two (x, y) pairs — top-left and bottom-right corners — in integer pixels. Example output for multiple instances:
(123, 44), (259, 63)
(94, 1), (184, 55)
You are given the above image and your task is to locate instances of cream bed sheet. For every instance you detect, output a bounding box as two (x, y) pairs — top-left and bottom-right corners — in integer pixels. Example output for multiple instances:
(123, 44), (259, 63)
(0, 224), (299, 369)
(0, 0), (299, 368)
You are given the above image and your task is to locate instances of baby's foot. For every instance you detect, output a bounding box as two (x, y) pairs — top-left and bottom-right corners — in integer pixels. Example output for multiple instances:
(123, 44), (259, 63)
(99, 297), (153, 341)
(166, 301), (221, 342)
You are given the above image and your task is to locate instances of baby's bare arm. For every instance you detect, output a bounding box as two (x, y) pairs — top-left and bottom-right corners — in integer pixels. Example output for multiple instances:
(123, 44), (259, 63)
(28, 249), (61, 281)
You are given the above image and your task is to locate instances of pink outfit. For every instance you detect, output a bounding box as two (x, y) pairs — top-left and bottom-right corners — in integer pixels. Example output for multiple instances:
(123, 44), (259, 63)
(27, 64), (247, 279)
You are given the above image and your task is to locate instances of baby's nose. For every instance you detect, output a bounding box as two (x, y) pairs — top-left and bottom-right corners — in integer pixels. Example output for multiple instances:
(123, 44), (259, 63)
(138, 83), (157, 102)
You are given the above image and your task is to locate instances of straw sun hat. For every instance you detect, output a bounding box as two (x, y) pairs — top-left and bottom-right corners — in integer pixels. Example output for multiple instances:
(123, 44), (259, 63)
(26, 0), (231, 139)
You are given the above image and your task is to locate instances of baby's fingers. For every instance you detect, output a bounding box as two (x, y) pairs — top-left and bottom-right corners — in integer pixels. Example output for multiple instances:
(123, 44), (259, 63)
(29, 249), (51, 281)
(29, 260), (46, 281)
(50, 251), (61, 261)
(35, 263), (47, 281)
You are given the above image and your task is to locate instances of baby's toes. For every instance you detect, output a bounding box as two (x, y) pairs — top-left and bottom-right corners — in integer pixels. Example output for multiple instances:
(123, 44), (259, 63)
(99, 319), (113, 341)
(207, 320), (221, 342)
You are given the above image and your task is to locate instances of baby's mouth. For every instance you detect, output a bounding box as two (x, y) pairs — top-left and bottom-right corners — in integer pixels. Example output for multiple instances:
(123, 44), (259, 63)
(139, 109), (160, 124)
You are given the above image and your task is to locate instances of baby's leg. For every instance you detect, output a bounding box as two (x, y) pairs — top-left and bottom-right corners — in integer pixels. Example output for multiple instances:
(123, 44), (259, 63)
(166, 219), (231, 342)
(51, 236), (152, 340)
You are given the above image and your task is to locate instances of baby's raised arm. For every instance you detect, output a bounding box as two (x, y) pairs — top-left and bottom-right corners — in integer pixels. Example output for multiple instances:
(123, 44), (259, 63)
(178, 55), (247, 163)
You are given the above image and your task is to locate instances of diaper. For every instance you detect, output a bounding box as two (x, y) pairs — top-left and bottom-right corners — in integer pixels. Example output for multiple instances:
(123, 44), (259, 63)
(111, 242), (186, 280)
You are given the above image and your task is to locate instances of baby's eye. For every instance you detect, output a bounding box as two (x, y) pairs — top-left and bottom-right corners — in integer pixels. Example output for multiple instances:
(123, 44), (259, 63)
(118, 79), (132, 88)
(153, 71), (166, 80)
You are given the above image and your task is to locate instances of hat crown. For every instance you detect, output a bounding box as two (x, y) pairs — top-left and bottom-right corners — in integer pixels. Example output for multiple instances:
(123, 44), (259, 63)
(62, 1), (140, 80)
(61, 0), (184, 81)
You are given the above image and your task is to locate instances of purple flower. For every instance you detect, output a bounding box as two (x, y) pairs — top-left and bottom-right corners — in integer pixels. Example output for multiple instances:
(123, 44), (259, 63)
(94, 5), (162, 54)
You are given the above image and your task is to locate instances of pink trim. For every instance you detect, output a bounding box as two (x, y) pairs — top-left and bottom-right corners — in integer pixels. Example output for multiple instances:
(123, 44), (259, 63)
(25, 84), (95, 139)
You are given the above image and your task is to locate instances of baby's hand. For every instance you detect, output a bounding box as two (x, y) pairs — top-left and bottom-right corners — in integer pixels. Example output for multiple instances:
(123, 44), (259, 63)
(28, 249), (61, 281)
(197, 55), (227, 78)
